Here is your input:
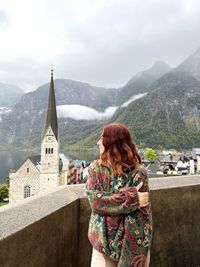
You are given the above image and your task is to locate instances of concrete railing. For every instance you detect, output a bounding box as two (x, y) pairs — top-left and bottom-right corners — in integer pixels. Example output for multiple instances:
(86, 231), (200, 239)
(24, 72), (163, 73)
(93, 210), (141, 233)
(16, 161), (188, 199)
(0, 175), (200, 267)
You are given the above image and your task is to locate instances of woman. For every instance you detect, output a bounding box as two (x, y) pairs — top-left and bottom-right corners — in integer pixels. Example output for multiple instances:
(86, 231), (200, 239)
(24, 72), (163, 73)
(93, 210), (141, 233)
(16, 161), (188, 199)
(86, 123), (153, 267)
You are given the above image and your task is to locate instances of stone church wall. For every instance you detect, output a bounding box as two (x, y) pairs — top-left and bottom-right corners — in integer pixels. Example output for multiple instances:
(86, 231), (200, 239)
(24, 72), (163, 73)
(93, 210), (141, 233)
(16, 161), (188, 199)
(9, 159), (40, 203)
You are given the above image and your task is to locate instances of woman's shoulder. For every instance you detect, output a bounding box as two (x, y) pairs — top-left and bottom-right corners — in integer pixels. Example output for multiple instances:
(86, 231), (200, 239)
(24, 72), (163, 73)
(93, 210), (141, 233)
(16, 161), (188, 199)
(89, 160), (110, 173)
(135, 164), (148, 177)
(89, 160), (99, 170)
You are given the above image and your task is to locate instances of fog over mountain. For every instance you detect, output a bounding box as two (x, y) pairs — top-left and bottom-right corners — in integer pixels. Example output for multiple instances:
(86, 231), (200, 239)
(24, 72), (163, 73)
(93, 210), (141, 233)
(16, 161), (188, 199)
(0, 48), (200, 150)
(175, 47), (200, 82)
(116, 61), (171, 105)
(57, 105), (118, 120)
(0, 83), (24, 107)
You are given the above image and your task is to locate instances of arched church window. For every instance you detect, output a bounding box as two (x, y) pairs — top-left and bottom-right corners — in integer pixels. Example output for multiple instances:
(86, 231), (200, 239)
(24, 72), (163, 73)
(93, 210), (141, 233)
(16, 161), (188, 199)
(46, 148), (48, 154)
(24, 186), (31, 199)
(48, 148), (51, 154)
(51, 148), (53, 154)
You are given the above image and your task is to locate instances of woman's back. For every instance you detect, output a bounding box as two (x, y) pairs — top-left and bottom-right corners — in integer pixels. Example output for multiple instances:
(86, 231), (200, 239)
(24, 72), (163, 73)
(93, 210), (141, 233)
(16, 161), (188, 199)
(86, 160), (153, 266)
(86, 123), (153, 267)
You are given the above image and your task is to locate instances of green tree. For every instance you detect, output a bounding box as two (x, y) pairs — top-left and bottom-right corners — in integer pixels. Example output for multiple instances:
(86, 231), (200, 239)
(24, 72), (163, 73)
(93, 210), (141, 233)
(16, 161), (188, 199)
(144, 148), (158, 161)
(0, 184), (9, 199)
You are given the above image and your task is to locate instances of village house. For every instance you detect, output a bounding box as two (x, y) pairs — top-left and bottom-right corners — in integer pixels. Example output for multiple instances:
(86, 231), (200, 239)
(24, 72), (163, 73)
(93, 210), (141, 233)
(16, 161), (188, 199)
(157, 152), (200, 175)
(192, 148), (200, 173)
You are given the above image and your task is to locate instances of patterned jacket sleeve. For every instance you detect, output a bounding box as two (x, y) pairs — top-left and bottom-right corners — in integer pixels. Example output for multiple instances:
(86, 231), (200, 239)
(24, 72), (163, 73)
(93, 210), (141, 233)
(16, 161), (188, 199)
(86, 163), (140, 216)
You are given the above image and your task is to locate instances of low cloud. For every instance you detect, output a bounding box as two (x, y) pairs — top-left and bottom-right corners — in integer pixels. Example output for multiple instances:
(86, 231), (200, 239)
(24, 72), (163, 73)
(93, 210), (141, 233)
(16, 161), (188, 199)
(0, 107), (12, 123)
(121, 93), (148, 107)
(0, 107), (12, 114)
(57, 105), (118, 120)
(57, 92), (146, 121)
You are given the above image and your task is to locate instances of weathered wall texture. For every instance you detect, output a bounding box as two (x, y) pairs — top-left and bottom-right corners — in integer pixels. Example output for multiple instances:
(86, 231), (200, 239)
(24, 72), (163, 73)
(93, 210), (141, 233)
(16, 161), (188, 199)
(0, 200), (79, 267)
(0, 180), (200, 267)
(150, 185), (200, 267)
(78, 198), (92, 267)
(78, 185), (200, 267)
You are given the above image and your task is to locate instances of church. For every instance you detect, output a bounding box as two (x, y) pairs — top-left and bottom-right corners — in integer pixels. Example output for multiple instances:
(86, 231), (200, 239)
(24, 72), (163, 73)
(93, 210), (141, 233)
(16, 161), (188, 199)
(9, 70), (64, 203)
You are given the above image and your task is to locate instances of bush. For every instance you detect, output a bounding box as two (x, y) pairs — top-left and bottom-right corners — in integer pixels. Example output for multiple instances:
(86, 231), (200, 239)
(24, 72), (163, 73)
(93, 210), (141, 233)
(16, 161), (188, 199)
(0, 184), (9, 200)
(144, 148), (158, 161)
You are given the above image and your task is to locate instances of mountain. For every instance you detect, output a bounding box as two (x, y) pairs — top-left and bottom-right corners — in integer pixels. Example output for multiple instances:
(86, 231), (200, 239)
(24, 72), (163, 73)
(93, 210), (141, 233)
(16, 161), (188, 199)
(0, 83), (24, 107)
(14, 79), (119, 113)
(83, 52), (200, 149)
(176, 48), (200, 82)
(112, 69), (200, 149)
(0, 79), (119, 148)
(116, 61), (171, 105)
(1, 48), (200, 151)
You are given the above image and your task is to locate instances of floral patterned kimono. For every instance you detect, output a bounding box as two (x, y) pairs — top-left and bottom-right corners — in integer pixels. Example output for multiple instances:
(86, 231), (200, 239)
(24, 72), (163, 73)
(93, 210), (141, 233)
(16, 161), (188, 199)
(86, 160), (153, 267)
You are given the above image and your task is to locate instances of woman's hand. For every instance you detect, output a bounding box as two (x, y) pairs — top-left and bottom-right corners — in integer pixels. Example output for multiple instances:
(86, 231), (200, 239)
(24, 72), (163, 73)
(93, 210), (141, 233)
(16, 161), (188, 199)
(136, 181), (149, 207)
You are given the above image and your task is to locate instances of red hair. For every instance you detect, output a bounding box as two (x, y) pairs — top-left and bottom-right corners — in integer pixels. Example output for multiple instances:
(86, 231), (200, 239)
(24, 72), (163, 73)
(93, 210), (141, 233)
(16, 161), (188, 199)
(99, 123), (141, 176)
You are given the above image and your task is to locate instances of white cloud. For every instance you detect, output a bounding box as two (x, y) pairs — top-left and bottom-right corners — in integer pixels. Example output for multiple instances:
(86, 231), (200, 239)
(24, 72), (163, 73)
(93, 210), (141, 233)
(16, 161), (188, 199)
(0, 107), (12, 122)
(1, 0), (200, 90)
(57, 104), (118, 120)
(121, 93), (148, 107)
(0, 107), (12, 114)
(57, 92), (148, 120)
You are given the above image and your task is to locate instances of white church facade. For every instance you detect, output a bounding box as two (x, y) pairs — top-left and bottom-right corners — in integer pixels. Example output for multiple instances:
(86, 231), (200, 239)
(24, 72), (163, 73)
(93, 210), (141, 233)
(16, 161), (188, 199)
(9, 70), (63, 203)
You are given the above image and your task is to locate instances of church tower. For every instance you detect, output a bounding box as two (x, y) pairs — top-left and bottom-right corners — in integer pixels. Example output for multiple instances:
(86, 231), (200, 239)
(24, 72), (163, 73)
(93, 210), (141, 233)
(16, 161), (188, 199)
(40, 69), (59, 191)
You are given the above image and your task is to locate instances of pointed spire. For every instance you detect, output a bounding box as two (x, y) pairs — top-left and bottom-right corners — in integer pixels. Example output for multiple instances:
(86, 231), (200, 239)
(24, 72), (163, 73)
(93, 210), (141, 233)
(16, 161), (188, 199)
(44, 68), (58, 140)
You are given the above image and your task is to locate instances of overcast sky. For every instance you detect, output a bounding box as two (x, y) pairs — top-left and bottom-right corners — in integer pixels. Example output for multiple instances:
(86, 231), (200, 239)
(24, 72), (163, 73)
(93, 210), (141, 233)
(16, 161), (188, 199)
(1, 0), (200, 92)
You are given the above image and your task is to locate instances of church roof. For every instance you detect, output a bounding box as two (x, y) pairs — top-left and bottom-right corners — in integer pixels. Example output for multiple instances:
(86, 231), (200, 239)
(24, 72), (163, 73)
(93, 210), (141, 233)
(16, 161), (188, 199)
(28, 154), (66, 172)
(28, 155), (41, 166)
(43, 69), (58, 140)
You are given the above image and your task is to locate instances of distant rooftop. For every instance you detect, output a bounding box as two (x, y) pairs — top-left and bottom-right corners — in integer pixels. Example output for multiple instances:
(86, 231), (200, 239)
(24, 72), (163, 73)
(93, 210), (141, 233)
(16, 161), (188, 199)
(192, 148), (200, 159)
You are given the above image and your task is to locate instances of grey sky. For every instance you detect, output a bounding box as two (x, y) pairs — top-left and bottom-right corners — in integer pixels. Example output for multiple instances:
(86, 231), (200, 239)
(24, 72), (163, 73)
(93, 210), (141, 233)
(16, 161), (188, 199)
(0, 0), (200, 92)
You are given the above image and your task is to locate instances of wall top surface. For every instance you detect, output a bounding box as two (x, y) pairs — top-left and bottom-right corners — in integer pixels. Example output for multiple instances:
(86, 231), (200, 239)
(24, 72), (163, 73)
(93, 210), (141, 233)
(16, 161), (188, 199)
(0, 175), (200, 240)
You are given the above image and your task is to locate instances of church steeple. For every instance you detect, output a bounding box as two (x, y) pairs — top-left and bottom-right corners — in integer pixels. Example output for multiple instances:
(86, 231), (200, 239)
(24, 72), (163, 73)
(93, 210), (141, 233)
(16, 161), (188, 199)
(40, 69), (60, 192)
(44, 69), (58, 140)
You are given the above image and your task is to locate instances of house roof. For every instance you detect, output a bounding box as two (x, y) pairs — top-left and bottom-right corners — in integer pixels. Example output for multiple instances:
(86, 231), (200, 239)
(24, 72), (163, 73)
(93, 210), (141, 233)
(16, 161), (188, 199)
(73, 159), (87, 168)
(159, 154), (189, 164)
(59, 153), (70, 171)
(159, 155), (180, 163)
(142, 158), (152, 163)
(192, 148), (200, 160)
(29, 155), (41, 171)
(29, 155), (41, 165)
(146, 162), (159, 174)
(11, 150), (89, 174)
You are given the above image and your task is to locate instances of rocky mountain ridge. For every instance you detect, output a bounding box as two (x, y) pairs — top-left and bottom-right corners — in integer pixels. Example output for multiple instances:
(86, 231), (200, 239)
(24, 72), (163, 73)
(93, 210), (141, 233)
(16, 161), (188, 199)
(112, 70), (200, 148)
(1, 48), (200, 149)
(116, 61), (171, 105)
(71, 51), (200, 149)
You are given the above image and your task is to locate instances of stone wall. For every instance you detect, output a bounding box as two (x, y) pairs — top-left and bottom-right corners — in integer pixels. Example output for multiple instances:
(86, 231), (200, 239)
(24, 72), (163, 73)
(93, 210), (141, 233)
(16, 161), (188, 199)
(9, 159), (40, 203)
(0, 201), (79, 267)
(78, 198), (93, 267)
(0, 176), (200, 267)
(0, 185), (84, 267)
(150, 185), (200, 267)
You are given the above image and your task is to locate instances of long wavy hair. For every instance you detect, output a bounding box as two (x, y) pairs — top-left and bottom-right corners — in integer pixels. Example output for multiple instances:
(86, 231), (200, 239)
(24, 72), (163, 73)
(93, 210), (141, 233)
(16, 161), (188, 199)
(99, 123), (141, 176)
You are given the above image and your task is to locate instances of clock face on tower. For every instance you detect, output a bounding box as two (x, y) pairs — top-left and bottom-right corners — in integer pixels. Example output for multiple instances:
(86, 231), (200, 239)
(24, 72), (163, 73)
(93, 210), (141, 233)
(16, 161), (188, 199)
(46, 135), (54, 142)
